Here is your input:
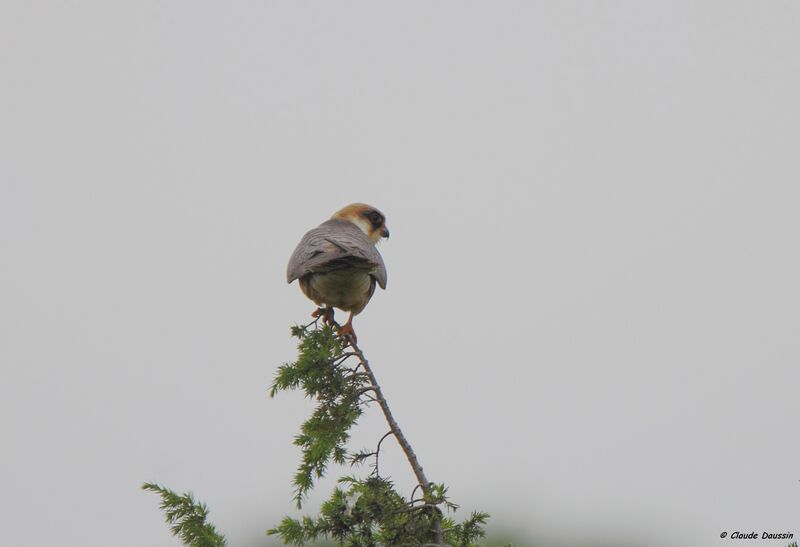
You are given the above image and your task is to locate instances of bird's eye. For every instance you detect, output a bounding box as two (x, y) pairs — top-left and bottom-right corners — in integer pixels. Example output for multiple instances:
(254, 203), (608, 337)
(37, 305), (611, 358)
(366, 211), (383, 225)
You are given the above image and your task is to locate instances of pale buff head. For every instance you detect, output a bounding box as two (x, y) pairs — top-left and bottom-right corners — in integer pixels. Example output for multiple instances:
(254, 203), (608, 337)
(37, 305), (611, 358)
(331, 203), (390, 244)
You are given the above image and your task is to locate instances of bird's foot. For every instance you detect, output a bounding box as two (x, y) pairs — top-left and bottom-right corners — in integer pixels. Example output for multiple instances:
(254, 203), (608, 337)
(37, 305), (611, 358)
(338, 322), (357, 345)
(311, 307), (335, 324)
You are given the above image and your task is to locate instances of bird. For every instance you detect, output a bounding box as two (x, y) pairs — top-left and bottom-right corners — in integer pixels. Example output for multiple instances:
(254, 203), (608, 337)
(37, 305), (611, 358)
(287, 203), (389, 341)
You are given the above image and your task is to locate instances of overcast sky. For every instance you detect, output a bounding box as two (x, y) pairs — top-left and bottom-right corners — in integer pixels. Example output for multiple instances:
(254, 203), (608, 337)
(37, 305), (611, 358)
(2, 2), (799, 546)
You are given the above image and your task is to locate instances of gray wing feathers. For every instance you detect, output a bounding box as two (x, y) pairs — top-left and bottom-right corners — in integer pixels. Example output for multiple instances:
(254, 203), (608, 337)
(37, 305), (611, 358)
(287, 219), (387, 289)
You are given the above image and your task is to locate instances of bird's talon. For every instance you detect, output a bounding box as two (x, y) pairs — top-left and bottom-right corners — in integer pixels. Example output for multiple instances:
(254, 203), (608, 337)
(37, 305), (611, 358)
(338, 323), (357, 344)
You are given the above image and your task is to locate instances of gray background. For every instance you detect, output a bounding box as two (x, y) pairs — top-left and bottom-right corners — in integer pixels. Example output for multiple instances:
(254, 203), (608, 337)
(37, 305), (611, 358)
(1, 2), (798, 546)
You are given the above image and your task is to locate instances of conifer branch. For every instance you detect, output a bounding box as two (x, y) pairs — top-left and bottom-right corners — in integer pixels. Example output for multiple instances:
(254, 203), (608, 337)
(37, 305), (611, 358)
(142, 483), (227, 547)
(143, 321), (489, 546)
(268, 322), (487, 546)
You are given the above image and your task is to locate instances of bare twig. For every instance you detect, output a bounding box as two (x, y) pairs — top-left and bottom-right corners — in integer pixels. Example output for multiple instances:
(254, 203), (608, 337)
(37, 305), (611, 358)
(410, 483), (423, 502)
(302, 317), (320, 330)
(372, 430), (394, 477)
(334, 352), (357, 365)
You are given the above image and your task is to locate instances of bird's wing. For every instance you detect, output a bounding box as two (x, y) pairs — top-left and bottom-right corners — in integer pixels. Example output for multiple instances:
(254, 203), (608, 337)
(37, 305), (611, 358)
(287, 219), (387, 289)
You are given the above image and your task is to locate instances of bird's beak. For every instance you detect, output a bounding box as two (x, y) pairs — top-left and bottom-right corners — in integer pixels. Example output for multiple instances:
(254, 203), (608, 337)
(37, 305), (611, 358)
(381, 226), (390, 239)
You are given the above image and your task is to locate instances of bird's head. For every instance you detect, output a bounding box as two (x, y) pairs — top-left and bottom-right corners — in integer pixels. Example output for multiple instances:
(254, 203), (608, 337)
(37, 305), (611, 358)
(331, 203), (390, 244)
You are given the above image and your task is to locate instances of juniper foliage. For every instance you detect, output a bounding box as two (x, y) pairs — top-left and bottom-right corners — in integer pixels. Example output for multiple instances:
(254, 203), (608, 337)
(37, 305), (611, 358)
(270, 324), (371, 507)
(144, 322), (489, 546)
(268, 475), (489, 546)
(268, 323), (490, 546)
(142, 482), (227, 547)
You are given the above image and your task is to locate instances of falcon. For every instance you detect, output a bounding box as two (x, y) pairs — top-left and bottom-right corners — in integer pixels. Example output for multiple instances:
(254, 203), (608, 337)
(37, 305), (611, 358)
(287, 203), (389, 341)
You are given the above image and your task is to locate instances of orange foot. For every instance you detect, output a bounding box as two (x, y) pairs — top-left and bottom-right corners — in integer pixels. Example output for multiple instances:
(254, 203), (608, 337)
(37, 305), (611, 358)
(311, 307), (334, 324)
(338, 321), (357, 344)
